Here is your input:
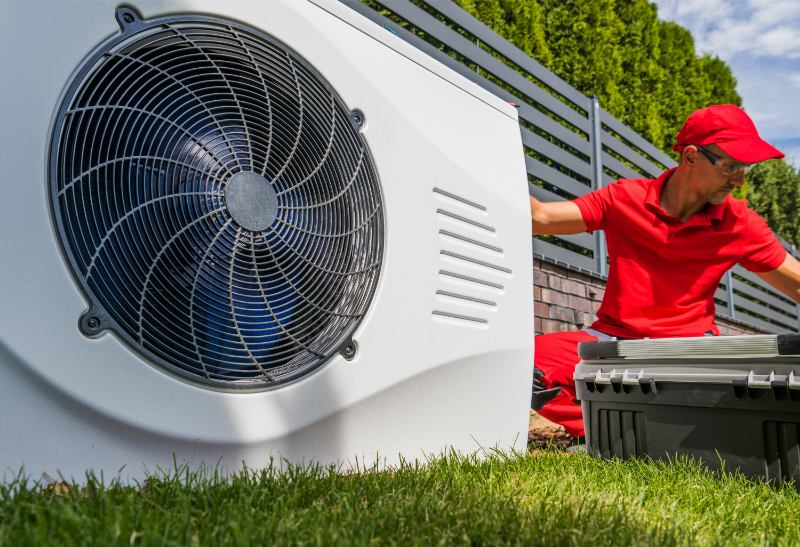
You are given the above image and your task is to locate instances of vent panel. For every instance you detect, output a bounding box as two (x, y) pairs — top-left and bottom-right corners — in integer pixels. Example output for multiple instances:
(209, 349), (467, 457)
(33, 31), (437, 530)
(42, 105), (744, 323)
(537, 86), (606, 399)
(439, 250), (511, 275)
(433, 188), (508, 326)
(436, 209), (495, 233)
(438, 229), (502, 254)
(50, 12), (384, 388)
(431, 310), (488, 325)
(438, 270), (504, 291)
(433, 187), (487, 211)
(436, 290), (497, 308)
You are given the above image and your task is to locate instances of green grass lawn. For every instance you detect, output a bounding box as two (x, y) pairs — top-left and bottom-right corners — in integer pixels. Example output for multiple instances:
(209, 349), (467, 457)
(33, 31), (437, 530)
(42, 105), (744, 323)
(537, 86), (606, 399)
(2, 450), (798, 546)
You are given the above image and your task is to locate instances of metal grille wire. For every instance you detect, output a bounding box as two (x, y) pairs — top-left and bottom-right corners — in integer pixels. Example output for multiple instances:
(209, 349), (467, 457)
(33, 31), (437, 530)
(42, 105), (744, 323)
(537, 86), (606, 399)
(50, 13), (384, 388)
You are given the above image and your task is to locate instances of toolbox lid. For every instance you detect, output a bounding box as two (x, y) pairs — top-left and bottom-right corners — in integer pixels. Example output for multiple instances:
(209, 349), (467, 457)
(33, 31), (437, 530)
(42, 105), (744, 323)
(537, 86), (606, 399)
(578, 334), (800, 360)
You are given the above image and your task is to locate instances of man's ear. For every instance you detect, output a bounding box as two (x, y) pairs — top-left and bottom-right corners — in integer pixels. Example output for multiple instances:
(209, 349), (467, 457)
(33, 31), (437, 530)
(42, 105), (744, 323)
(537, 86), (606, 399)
(683, 146), (697, 165)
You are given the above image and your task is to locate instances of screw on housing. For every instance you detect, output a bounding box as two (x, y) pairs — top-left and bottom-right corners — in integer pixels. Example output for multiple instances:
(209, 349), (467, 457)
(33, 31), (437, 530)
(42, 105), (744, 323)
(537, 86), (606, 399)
(350, 110), (365, 130)
(115, 6), (142, 32)
(341, 341), (357, 360)
(79, 309), (105, 337)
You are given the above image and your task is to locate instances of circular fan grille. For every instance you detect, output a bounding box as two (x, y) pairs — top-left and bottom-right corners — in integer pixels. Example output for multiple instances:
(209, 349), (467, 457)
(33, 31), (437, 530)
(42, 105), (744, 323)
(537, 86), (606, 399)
(50, 10), (384, 388)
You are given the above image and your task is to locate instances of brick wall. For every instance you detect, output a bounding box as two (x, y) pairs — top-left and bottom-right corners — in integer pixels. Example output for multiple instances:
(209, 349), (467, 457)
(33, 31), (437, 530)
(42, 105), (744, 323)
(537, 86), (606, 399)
(533, 257), (766, 336)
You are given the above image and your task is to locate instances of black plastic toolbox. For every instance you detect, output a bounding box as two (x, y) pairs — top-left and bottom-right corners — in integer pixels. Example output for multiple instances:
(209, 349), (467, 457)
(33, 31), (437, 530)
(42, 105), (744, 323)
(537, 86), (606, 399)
(575, 334), (800, 485)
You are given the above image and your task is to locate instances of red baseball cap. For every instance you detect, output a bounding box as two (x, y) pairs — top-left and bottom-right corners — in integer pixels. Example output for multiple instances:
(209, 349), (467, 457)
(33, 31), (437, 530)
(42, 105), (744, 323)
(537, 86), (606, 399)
(673, 104), (784, 163)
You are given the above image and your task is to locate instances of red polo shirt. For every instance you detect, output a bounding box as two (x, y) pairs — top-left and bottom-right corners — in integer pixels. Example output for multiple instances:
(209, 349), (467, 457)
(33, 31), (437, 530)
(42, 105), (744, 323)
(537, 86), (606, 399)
(572, 168), (787, 338)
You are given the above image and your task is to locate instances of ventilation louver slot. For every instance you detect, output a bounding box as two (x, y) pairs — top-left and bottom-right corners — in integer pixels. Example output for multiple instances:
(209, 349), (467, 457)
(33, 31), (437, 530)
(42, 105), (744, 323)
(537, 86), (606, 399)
(589, 409), (647, 459)
(50, 8), (384, 388)
(433, 187), (507, 326)
(763, 421), (800, 485)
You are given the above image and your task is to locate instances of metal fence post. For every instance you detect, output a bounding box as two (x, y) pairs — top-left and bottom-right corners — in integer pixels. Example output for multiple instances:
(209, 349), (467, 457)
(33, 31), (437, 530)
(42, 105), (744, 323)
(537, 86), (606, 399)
(589, 95), (606, 276)
(725, 270), (736, 320)
(794, 245), (800, 328)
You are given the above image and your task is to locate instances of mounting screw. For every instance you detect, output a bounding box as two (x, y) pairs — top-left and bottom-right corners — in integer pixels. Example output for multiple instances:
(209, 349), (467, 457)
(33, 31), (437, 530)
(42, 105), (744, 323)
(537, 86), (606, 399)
(80, 311), (105, 337)
(115, 7), (141, 31)
(350, 110), (365, 130)
(342, 342), (357, 360)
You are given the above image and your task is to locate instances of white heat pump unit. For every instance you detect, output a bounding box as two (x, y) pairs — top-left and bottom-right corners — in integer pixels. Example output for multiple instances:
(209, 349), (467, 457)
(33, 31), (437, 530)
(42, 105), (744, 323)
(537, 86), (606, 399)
(0, 0), (533, 481)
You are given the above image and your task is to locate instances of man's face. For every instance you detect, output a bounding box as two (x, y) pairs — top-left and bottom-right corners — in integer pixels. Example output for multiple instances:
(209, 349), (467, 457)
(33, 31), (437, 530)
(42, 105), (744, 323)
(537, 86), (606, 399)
(689, 144), (752, 204)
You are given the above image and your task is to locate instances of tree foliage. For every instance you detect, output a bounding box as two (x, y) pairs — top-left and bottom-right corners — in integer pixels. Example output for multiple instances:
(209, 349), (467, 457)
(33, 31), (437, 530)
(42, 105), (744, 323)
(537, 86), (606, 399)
(454, 0), (740, 151)
(453, 0), (800, 245)
(744, 161), (800, 248)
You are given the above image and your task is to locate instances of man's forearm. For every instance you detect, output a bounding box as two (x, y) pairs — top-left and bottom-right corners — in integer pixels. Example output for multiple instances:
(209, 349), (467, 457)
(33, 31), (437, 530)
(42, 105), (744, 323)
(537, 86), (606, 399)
(530, 195), (588, 236)
(530, 195), (544, 235)
(757, 255), (800, 304)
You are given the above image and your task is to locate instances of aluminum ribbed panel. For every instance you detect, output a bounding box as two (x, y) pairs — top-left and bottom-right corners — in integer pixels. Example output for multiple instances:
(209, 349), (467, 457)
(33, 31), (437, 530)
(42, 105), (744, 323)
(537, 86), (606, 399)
(617, 335), (781, 359)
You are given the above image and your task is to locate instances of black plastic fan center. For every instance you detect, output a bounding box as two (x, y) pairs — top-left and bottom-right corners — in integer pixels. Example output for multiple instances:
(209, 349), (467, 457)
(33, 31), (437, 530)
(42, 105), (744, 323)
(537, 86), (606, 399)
(224, 171), (279, 232)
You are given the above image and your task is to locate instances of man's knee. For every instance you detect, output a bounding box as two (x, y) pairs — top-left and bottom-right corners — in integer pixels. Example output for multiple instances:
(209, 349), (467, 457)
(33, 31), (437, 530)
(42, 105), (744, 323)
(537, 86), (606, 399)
(534, 330), (596, 388)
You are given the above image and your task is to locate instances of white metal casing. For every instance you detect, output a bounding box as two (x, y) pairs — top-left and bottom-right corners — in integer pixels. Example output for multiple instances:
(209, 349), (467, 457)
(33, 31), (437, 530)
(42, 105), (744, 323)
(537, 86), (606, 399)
(0, 0), (533, 481)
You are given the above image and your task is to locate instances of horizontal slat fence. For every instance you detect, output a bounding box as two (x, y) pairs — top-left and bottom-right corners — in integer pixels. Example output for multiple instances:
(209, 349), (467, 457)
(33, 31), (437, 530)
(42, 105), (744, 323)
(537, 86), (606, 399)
(343, 0), (800, 333)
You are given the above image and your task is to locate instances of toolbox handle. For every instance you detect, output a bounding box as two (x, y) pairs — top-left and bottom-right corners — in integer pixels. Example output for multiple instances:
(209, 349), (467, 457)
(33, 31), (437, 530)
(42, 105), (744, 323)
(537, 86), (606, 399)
(579, 334), (800, 360)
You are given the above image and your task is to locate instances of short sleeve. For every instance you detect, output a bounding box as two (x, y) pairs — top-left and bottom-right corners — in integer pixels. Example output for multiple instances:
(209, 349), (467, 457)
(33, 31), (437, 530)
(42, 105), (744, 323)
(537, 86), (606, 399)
(739, 209), (787, 272)
(572, 184), (615, 232)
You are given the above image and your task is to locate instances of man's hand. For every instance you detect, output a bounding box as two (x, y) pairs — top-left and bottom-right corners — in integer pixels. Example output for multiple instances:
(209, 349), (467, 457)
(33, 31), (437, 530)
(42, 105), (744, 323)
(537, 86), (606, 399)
(530, 195), (587, 235)
(531, 367), (561, 410)
(757, 254), (800, 304)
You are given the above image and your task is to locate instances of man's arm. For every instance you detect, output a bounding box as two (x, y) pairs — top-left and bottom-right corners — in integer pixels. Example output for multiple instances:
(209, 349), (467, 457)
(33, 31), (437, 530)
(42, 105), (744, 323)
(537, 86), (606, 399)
(756, 254), (800, 304)
(530, 195), (588, 235)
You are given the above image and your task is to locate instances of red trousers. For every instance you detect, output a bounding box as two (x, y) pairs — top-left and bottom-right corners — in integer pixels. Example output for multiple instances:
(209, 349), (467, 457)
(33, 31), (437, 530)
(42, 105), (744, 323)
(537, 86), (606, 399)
(534, 330), (598, 437)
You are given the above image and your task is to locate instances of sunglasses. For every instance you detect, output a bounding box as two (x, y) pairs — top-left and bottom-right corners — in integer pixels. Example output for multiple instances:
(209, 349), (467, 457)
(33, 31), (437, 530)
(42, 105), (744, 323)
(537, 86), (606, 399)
(696, 146), (755, 176)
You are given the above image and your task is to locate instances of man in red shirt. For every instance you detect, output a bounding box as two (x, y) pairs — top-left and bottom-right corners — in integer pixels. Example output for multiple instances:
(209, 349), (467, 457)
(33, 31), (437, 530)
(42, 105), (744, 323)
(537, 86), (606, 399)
(530, 104), (800, 437)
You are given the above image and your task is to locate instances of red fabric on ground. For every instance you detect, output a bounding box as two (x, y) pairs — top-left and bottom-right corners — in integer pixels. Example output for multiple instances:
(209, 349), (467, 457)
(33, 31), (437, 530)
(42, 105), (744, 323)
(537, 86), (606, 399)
(534, 330), (597, 437)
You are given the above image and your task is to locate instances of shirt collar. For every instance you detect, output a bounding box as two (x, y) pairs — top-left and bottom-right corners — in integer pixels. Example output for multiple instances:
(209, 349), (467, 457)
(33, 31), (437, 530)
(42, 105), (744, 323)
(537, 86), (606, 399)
(644, 167), (727, 227)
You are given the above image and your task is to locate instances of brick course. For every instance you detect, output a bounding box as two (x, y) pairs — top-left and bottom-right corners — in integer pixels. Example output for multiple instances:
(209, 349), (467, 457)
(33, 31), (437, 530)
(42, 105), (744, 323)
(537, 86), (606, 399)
(540, 288), (569, 307)
(561, 278), (586, 297)
(568, 294), (594, 313)
(550, 306), (576, 323)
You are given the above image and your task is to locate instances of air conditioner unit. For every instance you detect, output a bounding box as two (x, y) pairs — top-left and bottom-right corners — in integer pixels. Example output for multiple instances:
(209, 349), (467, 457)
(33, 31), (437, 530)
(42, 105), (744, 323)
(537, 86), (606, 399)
(0, 0), (533, 481)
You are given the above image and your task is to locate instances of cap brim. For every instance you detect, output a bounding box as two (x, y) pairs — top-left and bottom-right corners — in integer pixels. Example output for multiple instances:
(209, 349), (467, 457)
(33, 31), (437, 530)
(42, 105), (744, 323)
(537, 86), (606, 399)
(717, 138), (784, 163)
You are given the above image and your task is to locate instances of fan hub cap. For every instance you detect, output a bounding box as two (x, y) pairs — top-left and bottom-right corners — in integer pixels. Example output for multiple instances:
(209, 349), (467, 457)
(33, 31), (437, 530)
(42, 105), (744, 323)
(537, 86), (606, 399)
(224, 171), (279, 232)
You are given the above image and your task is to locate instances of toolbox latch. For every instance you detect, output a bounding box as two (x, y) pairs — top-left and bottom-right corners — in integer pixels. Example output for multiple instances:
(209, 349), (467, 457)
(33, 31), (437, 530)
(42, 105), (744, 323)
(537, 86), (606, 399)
(788, 371), (800, 390)
(745, 370), (773, 389)
(583, 369), (655, 395)
(638, 377), (657, 395)
(733, 370), (798, 399)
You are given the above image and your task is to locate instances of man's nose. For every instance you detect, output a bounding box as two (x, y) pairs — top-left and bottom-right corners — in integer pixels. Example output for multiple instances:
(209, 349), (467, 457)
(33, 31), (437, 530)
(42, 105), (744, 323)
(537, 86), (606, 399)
(729, 173), (746, 186)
